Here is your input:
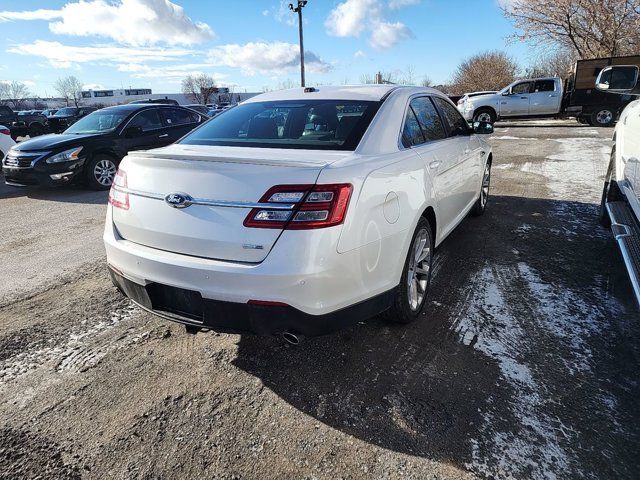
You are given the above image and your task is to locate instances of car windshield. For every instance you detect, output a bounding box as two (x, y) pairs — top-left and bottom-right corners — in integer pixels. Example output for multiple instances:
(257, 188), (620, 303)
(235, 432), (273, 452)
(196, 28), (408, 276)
(64, 110), (129, 134)
(54, 107), (79, 116)
(180, 100), (380, 150)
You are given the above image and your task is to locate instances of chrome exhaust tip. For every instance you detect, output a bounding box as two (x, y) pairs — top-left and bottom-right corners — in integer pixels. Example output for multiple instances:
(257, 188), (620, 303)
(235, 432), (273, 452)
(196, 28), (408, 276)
(282, 331), (302, 345)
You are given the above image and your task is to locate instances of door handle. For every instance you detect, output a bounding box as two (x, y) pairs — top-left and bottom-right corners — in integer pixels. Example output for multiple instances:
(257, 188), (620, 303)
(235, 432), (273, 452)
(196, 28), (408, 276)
(520, 96), (528, 99)
(158, 134), (169, 138)
(549, 94), (558, 97)
(429, 161), (441, 170)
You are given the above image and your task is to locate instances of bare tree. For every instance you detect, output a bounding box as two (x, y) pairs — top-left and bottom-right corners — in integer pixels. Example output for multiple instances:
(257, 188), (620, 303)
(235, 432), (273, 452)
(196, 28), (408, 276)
(503, 0), (640, 58)
(449, 51), (520, 94)
(54, 76), (84, 107)
(276, 78), (296, 90)
(525, 49), (579, 78)
(359, 71), (397, 84)
(0, 81), (32, 110)
(420, 76), (433, 87)
(181, 74), (217, 104)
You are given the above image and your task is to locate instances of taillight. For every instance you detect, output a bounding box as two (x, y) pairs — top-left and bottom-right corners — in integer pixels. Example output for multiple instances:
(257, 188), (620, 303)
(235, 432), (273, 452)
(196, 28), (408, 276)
(0, 127), (10, 136)
(244, 183), (352, 229)
(108, 169), (129, 210)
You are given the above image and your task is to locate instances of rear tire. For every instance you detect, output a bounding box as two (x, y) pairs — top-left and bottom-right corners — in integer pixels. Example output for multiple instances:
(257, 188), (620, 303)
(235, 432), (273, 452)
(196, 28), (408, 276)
(473, 108), (496, 124)
(86, 154), (118, 190)
(386, 217), (434, 324)
(29, 123), (44, 137)
(591, 108), (615, 127)
(471, 160), (491, 216)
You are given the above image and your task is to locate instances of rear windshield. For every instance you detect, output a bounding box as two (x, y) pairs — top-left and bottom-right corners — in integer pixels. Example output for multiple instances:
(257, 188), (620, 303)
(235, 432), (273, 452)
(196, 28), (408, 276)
(180, 100), (381, 150)
(54, 107), (79, 116)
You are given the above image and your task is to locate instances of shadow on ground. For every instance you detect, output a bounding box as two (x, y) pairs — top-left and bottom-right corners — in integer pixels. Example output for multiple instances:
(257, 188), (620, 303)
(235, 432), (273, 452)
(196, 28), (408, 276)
(0, 174), (107, 205)
(233, 195), (640, 477)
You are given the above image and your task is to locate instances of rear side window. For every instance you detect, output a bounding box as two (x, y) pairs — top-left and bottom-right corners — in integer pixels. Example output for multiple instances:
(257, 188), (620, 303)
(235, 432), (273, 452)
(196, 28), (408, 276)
(533, 80), (555, 92)
(180, 100), (380, 150)
(433, 97), (470, 137)
(162, 108), (193, 126)
(410, 97), (446, 141)
(401, 107), (425, 147)
(128, 109), (163, 131)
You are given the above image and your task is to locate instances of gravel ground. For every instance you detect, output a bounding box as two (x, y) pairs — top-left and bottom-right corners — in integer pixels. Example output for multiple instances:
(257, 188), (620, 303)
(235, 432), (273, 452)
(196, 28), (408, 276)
(0, 119), (638, 479)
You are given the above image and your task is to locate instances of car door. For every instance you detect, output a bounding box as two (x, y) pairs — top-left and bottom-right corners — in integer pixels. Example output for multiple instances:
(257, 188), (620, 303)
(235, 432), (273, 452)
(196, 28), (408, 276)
(500, 81), (532, 116)
(119, 107), (168, 153)
(432, 96), (481, 215)
(403, 96), (462, 236)
(529, 79), (561, 114)
(159, 107), (201, 143)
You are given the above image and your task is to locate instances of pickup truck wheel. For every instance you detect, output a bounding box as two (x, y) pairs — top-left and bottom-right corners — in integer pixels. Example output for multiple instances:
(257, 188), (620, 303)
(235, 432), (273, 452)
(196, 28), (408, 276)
(385, 217), (433, 324)
(591, 108), (615, 127)
(473, 108), (496, 124)
(471, 160), (491, 216)
(599, 145), (621, 227)
(86, 155), (118, 190)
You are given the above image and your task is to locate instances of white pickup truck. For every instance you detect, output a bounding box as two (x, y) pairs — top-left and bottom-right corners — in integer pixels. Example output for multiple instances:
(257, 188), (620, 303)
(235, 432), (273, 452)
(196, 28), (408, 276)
(598, 65), (640, 304)
(458, 77), (563, 124)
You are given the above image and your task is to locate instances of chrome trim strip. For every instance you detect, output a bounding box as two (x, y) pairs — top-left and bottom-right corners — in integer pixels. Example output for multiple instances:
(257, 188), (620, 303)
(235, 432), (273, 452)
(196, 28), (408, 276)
(115, 186), (297, 210)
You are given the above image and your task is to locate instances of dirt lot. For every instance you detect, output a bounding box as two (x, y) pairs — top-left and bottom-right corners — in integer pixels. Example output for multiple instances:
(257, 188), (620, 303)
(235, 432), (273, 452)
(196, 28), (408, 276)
(1, 120), (638, 479)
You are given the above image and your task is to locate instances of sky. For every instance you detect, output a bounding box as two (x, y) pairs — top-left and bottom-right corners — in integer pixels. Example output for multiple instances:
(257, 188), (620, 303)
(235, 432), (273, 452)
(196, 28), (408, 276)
(0, 0), (532, 97)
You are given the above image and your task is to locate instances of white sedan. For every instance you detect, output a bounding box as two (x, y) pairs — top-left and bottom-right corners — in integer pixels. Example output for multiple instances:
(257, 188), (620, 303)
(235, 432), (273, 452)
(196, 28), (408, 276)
(0, 125), (16, 160)
(104, 85), (493, 340)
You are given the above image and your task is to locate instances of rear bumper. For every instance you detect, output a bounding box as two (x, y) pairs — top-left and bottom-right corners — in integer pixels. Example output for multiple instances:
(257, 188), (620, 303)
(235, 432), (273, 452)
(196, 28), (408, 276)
(104, 205), (406, 335)
(109, 267), (395, 336)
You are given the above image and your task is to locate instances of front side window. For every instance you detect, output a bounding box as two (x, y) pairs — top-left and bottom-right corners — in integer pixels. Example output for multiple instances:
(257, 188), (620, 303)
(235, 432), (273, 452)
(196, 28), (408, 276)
(511, 82), (532, 94)
(533, 80), (555, 92)
(181, 100), (380, 150)
(127, 109), (163, 132)
(433, 97), (470, 137)
(410, 97), (446, 142)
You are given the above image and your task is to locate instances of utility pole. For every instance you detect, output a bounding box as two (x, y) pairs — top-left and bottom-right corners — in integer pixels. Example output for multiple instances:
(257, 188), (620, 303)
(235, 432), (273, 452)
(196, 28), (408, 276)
(289, 1), (308, 87)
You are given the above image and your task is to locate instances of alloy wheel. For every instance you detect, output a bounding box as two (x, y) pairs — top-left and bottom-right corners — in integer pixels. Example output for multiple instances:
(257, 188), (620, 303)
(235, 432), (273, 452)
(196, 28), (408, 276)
(596, 110), (613, 125)
(406, 228), (431, 311)
(477, 112), (492, 123)
(481, 162), (491, 207)
(94, 159), (117, 186)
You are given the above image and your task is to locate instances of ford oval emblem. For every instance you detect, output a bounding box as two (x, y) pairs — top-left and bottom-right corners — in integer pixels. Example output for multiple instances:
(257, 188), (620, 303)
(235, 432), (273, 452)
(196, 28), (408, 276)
(164, 192), (193, 208)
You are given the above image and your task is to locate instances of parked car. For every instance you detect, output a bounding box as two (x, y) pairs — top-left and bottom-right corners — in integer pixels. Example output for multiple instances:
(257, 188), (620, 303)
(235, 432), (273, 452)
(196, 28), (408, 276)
(104, 85), (494, 340)
(2, 104), (206, 190)
(41, 108), (58, 117)
(129, 98), (179, 106)
(0, 125), (16, 160)
(47, 106), (97, 133)
(458, 55), (640, 127)
(184, 104), (211, 116)
(597, 65), (640, 304)
(0, 105), (47, 138)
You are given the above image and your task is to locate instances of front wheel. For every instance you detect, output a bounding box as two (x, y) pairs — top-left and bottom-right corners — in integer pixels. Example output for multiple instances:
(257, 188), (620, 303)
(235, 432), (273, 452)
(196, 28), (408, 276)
(86, 155), (117, 190)
(386, 217), (434, 324)
(471, 160), (491, 216)
(473, 108), (496, 124)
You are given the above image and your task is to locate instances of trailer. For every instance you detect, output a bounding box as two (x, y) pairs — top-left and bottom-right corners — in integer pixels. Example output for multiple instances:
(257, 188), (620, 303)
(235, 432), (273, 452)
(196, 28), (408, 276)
(563, 54), (640, 127)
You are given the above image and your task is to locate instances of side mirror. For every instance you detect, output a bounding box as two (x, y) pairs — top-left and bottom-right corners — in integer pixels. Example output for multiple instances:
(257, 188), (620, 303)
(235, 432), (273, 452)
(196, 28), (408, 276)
(596, 65), (639, 93)
(502, 90), (511, 96)
(123, 126), (143, 138)
(473, 121), (494, 135)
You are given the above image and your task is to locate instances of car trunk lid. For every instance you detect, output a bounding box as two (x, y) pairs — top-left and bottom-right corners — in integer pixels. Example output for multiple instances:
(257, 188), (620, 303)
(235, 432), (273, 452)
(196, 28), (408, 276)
(112, 145), (349, 263)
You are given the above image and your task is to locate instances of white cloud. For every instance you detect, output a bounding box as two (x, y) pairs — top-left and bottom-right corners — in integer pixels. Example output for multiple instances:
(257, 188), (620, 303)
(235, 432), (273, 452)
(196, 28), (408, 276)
(0, 0), (214, 46)
(117, 63), (228, 81)
(369, 21), (413, 49)
(354, 49), (366, 58)
(8, 40), (194, 68)
(388, 0), (420, 8)
(325, 0), (413, 49)
(82, 83), (106, 90)
(208, 42), (332, 75)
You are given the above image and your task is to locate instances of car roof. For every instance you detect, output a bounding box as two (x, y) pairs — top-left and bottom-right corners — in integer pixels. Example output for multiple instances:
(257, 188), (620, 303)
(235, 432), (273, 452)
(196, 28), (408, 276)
(97, 103), (181, 113)
(243, 85), (400, 103)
